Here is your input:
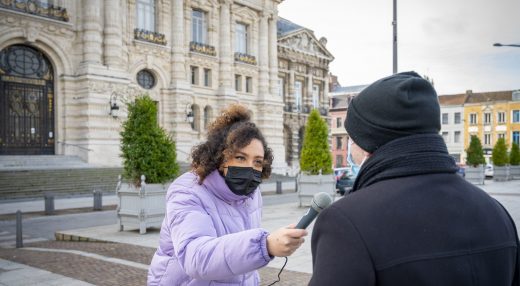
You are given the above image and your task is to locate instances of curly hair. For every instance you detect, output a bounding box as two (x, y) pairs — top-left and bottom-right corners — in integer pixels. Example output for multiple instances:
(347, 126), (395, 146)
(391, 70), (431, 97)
(191, 104), (274, 183)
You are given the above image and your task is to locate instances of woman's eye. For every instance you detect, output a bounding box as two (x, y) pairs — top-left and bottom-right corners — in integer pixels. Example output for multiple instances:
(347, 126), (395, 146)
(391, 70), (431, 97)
(235, 156), (245, 161)
(254, 160), (263, 166)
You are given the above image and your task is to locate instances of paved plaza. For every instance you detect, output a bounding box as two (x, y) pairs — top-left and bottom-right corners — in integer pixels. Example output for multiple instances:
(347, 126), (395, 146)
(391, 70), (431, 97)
(0, 179), (519, 285)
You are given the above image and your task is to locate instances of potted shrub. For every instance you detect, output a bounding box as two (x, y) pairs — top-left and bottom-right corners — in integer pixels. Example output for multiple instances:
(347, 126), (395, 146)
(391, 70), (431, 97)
(492, 138), (509, 181)
(465, 135), (486, 185)
(297, 109), (335, 206)
(117, 94), (179, 234)
(509, 142), (520, 180)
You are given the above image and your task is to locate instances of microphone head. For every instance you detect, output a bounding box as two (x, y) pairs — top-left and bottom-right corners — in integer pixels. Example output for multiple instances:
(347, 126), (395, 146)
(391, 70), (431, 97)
(311, 192), (333, 213)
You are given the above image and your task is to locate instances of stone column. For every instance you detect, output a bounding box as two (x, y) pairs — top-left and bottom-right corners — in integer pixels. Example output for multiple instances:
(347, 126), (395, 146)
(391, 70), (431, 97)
(308, 71), (313, 107)
(104, 0), (122, 68)
(218, 0), (233, 94)
(323, 72), (330, 106)
(258, 13), (269, 99)
(82, 0), (102, 64)
(171, 0), (186, 86)
(268, 13), (279, 97)
(289, 67), (295, 106)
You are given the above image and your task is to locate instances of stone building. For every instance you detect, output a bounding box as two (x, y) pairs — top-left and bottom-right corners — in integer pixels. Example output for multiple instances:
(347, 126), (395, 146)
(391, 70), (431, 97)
(276, 18), (334, 172)
(0, 0), (290, 172)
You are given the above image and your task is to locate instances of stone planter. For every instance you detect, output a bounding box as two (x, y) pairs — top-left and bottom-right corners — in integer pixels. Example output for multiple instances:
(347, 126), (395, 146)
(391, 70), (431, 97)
(465, 166), (484, 185)
(297, 173), (336, 207)
(493, 166), (509, 182)
(510, 165), (520, 180)
(116, 175), (168, 234)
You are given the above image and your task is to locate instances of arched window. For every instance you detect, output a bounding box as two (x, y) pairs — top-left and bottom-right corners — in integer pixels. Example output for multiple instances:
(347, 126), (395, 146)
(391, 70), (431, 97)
(204, 106), (212, 130)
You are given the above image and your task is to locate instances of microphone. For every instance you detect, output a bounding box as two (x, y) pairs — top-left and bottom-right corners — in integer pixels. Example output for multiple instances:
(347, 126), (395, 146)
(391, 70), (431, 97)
(295, 192), (333, 229)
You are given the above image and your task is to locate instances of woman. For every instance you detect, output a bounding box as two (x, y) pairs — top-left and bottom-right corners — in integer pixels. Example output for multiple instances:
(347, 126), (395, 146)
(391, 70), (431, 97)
(148, 104), (307, 285)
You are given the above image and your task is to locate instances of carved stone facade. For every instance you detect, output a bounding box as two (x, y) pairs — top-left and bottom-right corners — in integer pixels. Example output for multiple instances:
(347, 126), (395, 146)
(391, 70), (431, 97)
(277, 18), (334, 171)
(0, 0), (289, 173)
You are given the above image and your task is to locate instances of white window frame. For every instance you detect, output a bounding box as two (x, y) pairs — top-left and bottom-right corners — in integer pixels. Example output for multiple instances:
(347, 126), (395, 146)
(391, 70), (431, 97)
(484, 133), (491, 145)
(498, 112), (506, 124)
(203, 68), (211, 87)
(312, 84), (320, 108)
(454, 112), (461, 124)
(442, 113), (449, 125)
(454, 131), (461, 143)
(191, 66), (199, 85)
(137, 0), (156, 31)
(294, 81), (303, 112)
(484, 112), (491, 125)
(192, 9), (207, 44)
(235, 23), (248, 54)
(470, 113), (477, 125)
(513, 110), (520, 123)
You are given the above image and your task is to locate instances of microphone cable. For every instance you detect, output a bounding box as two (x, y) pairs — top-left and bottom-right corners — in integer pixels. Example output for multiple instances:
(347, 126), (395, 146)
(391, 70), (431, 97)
(266, 256), (288, 286)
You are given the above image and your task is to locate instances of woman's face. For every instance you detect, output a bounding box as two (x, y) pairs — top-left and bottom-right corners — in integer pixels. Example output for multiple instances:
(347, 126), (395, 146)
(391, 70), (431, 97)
(221, 138), (264, 176)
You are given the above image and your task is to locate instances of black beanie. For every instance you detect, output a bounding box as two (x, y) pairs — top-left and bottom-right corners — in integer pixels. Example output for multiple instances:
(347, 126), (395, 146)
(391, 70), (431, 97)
(345, 71), (440, 153)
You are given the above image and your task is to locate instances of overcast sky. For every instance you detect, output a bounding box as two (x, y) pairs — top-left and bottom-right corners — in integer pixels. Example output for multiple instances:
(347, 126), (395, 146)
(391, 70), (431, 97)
(278, 0), (520, 95)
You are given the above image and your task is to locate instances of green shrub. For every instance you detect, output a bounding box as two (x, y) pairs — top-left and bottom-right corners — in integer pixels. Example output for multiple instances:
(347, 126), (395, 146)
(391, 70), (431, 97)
(120, 95), (179, 186)
(466, 135), (486, 167)
(299, 109), (333, 175)
(491, 138), (509, 167)
(510, 142), (520, 166)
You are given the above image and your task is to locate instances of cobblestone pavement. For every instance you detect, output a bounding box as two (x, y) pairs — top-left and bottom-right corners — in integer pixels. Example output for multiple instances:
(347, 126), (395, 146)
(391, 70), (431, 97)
(0, 241), (311, 286)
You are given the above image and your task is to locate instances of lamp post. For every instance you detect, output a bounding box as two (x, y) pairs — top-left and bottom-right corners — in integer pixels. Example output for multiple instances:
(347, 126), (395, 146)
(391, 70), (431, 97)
(392, 0), (398, 74)
(493, 43), (520, 48)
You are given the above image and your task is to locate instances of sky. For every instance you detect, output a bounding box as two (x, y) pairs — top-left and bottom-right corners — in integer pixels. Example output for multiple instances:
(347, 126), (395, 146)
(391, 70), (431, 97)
(278, 0), (520, 95)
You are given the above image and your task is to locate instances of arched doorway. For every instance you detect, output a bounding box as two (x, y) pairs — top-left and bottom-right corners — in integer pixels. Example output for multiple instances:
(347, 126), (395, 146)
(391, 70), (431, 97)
(0, 45), (55, 155)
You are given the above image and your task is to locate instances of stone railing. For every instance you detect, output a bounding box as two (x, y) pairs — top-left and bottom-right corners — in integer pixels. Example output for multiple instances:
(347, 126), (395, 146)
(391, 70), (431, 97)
(0, 0), (69, 22)
(234, 52), (257, 65)
(134, 29), (167, 45)
(189, 41), (216, 57)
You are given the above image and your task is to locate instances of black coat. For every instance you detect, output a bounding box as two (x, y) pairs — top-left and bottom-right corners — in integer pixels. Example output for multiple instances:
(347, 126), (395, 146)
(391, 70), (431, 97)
(309, 173), (519, 285)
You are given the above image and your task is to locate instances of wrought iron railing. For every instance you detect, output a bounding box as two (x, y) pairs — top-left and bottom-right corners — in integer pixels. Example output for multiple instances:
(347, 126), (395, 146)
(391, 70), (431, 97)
(234, 52), (257, 65)
(134, 29), (167, 45)
(189, 41), (216, 57)
(0, 0), (69, 22)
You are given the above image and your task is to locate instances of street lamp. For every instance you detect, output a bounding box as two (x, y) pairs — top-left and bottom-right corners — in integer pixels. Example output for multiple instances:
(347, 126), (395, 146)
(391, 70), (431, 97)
(493, 43), (520, 48)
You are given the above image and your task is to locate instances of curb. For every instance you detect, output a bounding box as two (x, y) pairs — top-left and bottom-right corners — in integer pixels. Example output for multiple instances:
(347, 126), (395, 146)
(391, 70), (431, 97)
(55, 232), (110, 243)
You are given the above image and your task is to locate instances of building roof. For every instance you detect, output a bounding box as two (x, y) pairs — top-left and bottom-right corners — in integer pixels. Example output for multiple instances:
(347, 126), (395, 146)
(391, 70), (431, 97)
(277, 17), (305, 37)
(438, 94), (467, 106)
(438, 90), (514, 105)
(331, 84), (368, 94)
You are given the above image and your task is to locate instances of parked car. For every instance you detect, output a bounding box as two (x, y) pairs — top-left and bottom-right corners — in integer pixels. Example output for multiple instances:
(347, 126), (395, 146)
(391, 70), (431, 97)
(336, 172), (355, 196)
(485, 164), (494, 178)
(334, 167), (351, 180)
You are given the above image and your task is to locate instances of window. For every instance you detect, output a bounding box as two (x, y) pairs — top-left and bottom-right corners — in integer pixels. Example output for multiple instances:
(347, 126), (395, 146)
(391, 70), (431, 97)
(484, 133), (491, 145)
(137, 0), (155, 31)
(294, 81), (303, 112)
(312, 84), (320, 108)
(498, 112), (506, 124)
(484, 113), (491, 125)
(513, 110), (520, 123)
(235, 23), (248, 54)
(442, 113), (448, 125)
(136, 70), (155, 89)
(454, 131), (461, 143)
(454, 112), (461, 124)
(192, 10), (207, 44)
(336, 137), (342, 150)
(190, 66), (199, 85)
(513, 131), (520, 145)
(470, 113), (477, 125)
(336, 117), (342, 128)
(203, 68), (211, 87)
(278, 78), (284, 97)
(336, 155), (343, 167)
(442, 132), (449, 143)
(245, 77), (252, 93)
(235, 74), (242, 91)
(498, 133), (505, 140)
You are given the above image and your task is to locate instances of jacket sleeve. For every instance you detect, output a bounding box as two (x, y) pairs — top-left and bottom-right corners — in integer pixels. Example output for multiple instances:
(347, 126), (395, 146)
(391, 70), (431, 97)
(309, 205), (376, 285)
(167, 188), (272, 280)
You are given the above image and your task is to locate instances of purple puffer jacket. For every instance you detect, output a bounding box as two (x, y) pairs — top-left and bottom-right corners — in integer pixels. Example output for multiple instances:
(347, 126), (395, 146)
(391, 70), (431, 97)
(147, 170), (272, 286)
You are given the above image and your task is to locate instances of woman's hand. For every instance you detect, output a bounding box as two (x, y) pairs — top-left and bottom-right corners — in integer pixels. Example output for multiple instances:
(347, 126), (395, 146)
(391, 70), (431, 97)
(266, 224), (308, 257)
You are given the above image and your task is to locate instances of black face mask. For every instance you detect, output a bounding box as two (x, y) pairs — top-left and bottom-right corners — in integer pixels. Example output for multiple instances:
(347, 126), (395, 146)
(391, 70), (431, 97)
(224, 166), (262, 196)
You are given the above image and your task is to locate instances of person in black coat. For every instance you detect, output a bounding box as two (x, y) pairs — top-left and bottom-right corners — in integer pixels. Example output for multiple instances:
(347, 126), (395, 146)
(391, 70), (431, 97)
(309, 71), (519, 285)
